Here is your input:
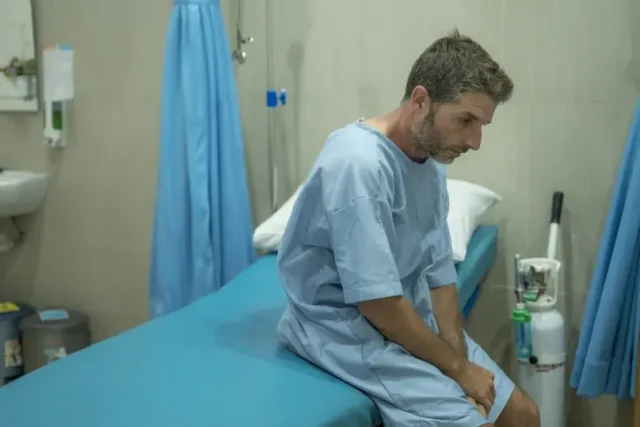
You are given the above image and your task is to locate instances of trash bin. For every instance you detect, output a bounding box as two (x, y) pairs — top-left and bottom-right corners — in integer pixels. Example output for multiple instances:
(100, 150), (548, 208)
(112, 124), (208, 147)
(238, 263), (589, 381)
(19, 308), (90, 374)
(0, 301), (36, 385)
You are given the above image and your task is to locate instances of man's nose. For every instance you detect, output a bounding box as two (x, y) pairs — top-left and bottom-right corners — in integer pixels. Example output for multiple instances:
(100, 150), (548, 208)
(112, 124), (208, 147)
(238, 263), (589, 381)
(465, 127), (482, 151)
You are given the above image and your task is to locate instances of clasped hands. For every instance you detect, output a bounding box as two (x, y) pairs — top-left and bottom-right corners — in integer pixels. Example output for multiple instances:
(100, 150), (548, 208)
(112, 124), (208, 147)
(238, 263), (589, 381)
(453, 360), (496, 419)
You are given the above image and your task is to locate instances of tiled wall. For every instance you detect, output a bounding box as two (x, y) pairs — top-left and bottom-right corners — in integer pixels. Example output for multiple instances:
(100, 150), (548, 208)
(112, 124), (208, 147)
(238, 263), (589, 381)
(233, 0), (639, 425)
(0, 0), (171, 339)
(0, 0), (637, 425)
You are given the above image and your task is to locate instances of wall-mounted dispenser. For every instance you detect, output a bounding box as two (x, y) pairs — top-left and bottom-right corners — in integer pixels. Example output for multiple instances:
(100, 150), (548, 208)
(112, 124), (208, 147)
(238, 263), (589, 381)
(41, 44), (74, 148)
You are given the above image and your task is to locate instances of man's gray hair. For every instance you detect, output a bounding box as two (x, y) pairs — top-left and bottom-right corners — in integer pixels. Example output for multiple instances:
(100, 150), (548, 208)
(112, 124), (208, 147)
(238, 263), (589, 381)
(403, 29), (513, 104)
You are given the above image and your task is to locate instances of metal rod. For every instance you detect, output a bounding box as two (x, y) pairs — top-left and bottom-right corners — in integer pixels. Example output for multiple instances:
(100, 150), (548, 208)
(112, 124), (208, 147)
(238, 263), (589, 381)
(266, 0), (277, 213)
(237, 0), (243, 24)
(514, 253), (523, 303)
(232, 0), (252, 64)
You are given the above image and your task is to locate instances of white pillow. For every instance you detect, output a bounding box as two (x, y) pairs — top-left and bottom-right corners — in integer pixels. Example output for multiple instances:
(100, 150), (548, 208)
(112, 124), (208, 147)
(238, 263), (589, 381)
(446, 179), (502, 262)
(252, 179), (502, 262)
(252, 187), (302, 252)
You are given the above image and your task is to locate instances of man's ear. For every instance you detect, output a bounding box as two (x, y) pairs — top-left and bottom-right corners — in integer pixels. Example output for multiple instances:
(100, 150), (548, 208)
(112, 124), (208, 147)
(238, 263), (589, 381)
(411, 85), (430, 108)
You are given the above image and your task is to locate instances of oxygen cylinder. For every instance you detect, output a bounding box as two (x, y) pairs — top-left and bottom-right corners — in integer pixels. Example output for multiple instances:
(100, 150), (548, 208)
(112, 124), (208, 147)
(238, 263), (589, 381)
(515, 257), (566, 427)
(517, 307), (566, 427)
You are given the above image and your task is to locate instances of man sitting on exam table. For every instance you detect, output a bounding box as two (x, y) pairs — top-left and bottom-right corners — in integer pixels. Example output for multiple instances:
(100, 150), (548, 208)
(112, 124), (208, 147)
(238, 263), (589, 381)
(276, 30), (540, 427)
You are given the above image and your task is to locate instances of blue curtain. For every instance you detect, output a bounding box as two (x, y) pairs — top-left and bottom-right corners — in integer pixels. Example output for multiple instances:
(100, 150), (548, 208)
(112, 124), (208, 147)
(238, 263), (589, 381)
(570, 98), (640, 399)
(149, 0), (256, 318)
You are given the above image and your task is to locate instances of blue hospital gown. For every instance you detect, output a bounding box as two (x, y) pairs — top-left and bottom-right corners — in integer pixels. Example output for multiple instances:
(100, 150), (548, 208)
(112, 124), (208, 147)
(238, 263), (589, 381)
(277, 121), (514, 426)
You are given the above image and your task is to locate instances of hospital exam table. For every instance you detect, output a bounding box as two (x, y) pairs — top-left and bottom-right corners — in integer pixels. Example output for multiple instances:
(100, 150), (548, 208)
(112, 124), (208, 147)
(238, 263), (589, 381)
(0, 225), (498, 427)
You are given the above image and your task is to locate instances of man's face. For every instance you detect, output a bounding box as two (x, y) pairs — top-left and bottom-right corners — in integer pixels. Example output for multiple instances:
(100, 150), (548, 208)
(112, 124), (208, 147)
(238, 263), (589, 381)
(409, 91), (496, 164)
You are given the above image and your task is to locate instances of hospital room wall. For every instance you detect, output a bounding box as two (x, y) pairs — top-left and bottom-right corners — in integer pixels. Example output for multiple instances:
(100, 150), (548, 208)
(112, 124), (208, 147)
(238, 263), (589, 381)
(0, 0), (173, 340)
(0, 0), (634, 424)
(230, 0), (640, 426)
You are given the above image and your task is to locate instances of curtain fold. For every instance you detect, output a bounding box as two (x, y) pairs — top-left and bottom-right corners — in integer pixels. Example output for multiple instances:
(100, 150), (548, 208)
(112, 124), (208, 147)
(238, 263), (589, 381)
(570, 98), (640, 399)
(149, 0), (255, 318)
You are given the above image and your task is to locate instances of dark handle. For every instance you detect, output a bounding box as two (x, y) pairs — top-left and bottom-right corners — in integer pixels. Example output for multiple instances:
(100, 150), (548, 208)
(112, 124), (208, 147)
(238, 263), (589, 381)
(550, 191), (564, 224)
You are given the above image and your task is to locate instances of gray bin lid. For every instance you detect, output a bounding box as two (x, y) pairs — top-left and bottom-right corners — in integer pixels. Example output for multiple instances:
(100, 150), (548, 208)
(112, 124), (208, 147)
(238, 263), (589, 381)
(19, 308), (89, 332)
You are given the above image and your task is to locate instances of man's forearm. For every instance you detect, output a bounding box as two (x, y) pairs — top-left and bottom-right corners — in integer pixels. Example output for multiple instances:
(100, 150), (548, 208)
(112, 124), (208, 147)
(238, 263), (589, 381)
(358, 296), (466, 378)
(432, 284), (466, 358)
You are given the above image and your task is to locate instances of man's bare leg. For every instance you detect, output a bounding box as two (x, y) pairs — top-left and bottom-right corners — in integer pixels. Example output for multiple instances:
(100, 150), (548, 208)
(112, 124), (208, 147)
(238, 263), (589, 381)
(494, 386), (540, 427)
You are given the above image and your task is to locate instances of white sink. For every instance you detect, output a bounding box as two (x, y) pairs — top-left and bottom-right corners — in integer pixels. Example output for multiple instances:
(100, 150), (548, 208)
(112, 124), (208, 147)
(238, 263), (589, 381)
(0, 170), (48, 218)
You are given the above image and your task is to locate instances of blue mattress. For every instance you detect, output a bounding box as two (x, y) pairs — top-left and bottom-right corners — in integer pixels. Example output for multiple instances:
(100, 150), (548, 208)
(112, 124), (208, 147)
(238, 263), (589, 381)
(457, 225), (499, 317)
(1, 225), (498, 427)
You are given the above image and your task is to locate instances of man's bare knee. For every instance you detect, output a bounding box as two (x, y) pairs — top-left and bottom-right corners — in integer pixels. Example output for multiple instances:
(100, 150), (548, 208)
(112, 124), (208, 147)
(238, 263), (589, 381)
(496, 387), (540, 427)
(517, 392), (540, 427)
(522, 394), (540, 426)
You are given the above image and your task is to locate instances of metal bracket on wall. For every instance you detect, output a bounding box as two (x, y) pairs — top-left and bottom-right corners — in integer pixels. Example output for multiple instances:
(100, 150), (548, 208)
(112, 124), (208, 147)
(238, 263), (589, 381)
(232, 29), (253, 64)
(0, 56), (37, 101)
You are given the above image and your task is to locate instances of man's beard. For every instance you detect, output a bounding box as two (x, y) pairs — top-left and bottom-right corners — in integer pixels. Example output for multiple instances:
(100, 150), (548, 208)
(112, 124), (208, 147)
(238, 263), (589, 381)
(410, 109), (454, 164)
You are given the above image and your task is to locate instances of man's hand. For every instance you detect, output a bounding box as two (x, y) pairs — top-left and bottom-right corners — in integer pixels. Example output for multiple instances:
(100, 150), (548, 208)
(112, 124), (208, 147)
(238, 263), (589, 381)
(358, 296), (466, 381)
(453, 361), (496, 410)
(466, 397), (488, 419)
(432, 285), (495, 412)
(358, 294), (495, 411)
(431, 284), (466, 358)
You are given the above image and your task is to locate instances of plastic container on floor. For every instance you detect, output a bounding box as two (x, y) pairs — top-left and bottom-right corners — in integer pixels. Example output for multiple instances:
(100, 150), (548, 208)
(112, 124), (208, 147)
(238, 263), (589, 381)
(19, 308), (90, 374)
